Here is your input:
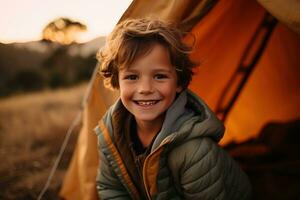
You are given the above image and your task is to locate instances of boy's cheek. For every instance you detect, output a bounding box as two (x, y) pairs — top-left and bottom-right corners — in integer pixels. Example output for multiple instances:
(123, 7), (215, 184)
(119, 85), (134, 100)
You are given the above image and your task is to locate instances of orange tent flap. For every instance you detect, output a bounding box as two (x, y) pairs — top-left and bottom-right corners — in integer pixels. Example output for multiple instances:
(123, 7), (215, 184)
(223, 24), (300, 144)
(59, 74), (118, 200)
(120, 0), (217, 31)
(186, 0), (300, 144)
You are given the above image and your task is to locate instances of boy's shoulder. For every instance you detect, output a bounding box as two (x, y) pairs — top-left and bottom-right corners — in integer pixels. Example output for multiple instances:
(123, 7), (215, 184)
(169, 137), (220, 162)
(167, 136), (233, 176)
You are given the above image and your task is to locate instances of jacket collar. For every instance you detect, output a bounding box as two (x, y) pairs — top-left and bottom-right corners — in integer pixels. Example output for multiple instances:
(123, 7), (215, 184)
(100, 89), (224, 151)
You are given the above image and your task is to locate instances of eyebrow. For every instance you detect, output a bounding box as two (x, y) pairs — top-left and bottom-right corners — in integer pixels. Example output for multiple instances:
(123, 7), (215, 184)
(123, 67), (173, 74)
(152, 69), (172, 73)
(121, 69), (139, 73)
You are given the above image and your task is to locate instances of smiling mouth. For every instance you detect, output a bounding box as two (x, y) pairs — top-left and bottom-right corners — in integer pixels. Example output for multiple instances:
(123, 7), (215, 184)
(134, 100), (160, 106)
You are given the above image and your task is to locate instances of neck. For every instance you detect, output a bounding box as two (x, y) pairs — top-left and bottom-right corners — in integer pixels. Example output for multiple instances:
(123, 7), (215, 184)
(135, 115), (164, 148)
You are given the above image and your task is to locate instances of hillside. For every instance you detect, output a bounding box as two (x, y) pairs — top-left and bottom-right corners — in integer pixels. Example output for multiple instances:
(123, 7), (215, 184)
(0, 37), (105, 97)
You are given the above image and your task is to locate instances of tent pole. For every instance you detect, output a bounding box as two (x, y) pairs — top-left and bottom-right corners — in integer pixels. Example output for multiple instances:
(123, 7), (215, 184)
(216, 13), (277, 121)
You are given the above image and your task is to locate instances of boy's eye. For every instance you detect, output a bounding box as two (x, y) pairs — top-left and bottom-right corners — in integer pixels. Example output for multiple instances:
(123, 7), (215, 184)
(154, 74), (168, 80)
(124, 74), (138, 80)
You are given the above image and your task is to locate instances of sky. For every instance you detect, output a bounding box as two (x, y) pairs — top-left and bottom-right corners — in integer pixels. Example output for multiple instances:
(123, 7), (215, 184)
(0, 0), (132, 43)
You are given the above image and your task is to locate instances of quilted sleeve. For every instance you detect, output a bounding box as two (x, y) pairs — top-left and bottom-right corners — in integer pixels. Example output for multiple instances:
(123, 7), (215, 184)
(96, 149), (131, 200)
(168, 138), (252, 200)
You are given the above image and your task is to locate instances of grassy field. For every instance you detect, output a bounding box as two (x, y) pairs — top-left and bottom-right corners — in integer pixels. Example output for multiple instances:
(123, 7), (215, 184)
(0, 83), (88, 199)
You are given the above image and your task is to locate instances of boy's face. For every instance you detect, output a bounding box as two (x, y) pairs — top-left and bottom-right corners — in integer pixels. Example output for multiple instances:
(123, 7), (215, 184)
(119, 44), (182, 125)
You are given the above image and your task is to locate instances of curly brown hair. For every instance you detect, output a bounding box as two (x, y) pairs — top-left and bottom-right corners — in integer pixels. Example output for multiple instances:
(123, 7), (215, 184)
(97, 18), (196, 89)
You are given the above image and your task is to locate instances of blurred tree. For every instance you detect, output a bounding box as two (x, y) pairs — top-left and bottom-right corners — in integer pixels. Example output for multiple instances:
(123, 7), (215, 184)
(6, 69), (45, 94)
(42, 17), (87, 45)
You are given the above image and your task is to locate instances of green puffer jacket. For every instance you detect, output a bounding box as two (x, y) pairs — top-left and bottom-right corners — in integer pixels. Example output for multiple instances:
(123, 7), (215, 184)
(95, 90), (252, 200)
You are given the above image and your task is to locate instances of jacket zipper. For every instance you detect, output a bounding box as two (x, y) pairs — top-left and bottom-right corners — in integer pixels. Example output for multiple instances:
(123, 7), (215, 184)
(143, 154), (153, 200)
(142, 140), (170, 200)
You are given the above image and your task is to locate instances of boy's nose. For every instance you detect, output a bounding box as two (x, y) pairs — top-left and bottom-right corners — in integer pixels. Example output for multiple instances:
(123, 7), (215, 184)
(138, 78), (154, 94)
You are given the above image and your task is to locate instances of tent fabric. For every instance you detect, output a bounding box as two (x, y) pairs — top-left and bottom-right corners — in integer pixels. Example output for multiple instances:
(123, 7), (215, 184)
(257, 0), (300, 35)
(60, 0), (300, 199)
(184, 0), (300, 144)
(119, 0), (218, 32)
(219, 24), (300, 144)
(59, 72), (118, 200)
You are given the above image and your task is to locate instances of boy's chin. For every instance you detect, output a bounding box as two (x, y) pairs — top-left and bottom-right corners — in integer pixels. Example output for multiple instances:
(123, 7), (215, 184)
(134, 114), (163, 123)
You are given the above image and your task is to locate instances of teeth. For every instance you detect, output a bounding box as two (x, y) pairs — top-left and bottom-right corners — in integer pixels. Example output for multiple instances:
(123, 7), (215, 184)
(137, 100), (157, 106)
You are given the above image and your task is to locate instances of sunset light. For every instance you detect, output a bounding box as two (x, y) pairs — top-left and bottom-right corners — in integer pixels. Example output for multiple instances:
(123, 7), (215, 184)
(0, 0), (132, 43)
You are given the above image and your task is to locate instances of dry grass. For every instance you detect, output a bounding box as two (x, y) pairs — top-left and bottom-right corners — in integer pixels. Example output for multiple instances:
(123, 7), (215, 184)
(0, 83), (88, 200)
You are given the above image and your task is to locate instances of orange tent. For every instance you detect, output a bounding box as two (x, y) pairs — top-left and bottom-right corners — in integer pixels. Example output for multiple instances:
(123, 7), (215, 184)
(60, 0), (300, 199)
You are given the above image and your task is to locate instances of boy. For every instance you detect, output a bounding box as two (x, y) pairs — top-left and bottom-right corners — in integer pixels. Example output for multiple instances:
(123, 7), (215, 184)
(94, 18), (251, 199)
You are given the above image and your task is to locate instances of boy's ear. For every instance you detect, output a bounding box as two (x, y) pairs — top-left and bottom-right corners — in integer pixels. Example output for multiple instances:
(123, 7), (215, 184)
(176, 85), (183, 93)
